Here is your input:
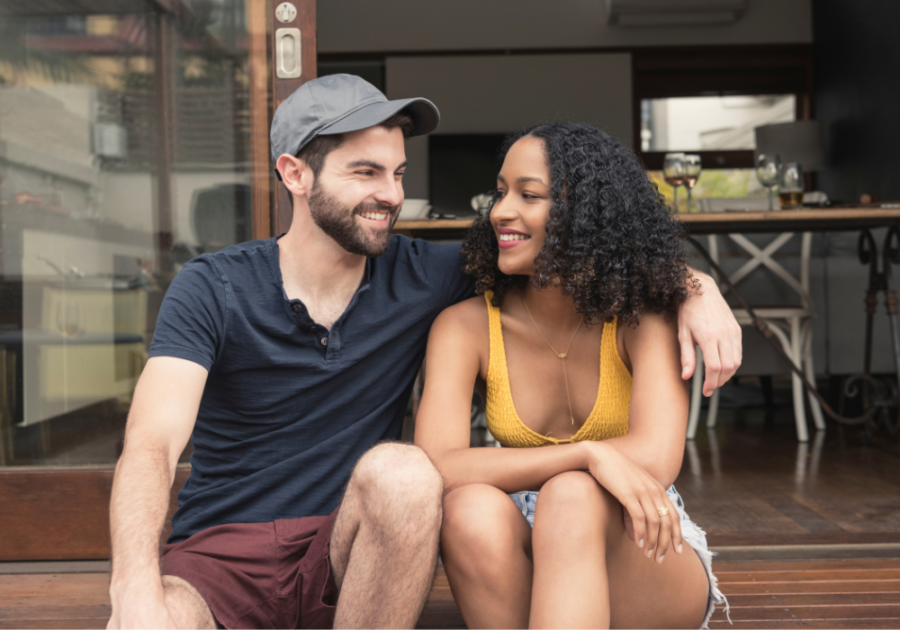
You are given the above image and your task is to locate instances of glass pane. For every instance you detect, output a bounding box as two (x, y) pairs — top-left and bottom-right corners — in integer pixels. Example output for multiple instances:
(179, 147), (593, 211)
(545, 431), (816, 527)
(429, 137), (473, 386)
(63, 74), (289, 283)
(640, 95), (796, 152)
(0, 2), (252, 466)
(649, 169), (767, 213)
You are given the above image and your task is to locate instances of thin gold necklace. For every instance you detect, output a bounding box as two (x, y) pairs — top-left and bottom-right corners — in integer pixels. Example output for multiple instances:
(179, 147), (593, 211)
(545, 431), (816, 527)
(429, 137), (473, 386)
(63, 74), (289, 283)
(522, 294), (584, 425)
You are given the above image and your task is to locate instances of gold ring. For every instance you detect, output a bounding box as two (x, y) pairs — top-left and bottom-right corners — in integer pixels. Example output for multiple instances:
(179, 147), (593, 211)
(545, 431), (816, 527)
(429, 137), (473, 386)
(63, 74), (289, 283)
(657, 507), (670, 517)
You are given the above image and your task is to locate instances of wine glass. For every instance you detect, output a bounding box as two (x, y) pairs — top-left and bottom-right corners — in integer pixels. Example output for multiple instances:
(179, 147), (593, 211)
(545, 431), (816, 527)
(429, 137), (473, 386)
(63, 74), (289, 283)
(663, 153), (686, 212)
(756, 153), (781, 210)
(683, 154), (702, 213)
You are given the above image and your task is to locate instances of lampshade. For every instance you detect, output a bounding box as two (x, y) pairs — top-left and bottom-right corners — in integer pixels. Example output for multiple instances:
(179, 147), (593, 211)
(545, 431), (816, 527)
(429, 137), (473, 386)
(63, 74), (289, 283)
(754, 121), (826, 171)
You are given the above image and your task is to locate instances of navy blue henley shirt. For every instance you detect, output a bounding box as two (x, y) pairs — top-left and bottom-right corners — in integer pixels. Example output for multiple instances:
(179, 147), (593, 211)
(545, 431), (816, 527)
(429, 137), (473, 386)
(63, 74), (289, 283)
(149, 235), (474, 543)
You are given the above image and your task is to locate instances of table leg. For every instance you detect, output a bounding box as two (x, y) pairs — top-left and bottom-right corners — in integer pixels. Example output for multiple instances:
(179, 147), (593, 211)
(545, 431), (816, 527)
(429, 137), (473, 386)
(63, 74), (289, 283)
(881, 226), (900, 434)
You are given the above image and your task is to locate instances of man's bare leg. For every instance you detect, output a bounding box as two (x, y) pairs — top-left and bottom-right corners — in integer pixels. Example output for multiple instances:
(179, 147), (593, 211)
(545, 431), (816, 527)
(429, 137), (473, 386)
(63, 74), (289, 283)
(329, 442), (443, 628)
(160, 576), (217, 629)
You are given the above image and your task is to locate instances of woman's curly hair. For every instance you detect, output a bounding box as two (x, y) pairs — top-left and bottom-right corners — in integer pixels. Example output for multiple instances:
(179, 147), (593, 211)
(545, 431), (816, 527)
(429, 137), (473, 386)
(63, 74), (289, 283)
(461, 122), (695, 326)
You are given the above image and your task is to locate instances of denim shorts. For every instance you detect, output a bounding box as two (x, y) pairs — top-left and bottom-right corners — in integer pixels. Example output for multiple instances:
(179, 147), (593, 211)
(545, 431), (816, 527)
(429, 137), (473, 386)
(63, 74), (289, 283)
(508, 485), (729, 629)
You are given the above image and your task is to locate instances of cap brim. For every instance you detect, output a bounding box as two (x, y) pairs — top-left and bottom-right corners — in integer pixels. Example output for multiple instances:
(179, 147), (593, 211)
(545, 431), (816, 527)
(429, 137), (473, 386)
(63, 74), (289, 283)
(319, 97), (440, 137)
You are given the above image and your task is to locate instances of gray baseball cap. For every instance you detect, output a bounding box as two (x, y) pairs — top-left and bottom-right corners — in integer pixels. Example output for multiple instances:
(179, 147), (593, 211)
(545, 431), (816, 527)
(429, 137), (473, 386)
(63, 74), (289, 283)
(270, 74), (440, 164)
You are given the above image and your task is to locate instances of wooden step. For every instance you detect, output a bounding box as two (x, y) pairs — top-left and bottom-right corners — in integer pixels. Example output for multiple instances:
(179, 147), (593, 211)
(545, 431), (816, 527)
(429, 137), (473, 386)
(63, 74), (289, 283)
(1, 558), (898, 629)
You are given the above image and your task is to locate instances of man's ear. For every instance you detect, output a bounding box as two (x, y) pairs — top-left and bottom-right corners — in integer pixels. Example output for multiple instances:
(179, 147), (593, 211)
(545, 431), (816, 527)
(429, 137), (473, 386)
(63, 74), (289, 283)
(276, 154), (314, 199)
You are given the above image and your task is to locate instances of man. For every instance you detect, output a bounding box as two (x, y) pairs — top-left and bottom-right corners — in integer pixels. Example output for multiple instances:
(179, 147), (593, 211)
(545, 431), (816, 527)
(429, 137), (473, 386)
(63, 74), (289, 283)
(107, 75), (741, 629)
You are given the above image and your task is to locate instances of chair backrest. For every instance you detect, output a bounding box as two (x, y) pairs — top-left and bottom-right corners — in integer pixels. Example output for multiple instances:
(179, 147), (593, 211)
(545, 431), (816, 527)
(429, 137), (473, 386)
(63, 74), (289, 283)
(706, 231), (814, 311)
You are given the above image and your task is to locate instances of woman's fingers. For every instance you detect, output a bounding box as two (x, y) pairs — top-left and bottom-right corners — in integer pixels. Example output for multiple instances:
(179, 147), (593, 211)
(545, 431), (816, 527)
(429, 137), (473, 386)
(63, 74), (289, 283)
(667, 492), (685, 555)
(621, 496), (647, 551)
(638, 493), (661, 560)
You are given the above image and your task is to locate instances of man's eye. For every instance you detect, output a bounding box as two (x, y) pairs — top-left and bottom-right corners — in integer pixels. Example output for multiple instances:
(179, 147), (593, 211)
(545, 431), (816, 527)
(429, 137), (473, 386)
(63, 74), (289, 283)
(358, 170), (374, 176)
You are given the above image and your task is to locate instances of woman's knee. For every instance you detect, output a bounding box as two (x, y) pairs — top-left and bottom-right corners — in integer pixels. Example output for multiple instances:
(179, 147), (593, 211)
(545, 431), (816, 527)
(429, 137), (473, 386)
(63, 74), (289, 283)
(441, 485), (527, 562)
(534, 471), (616, 536)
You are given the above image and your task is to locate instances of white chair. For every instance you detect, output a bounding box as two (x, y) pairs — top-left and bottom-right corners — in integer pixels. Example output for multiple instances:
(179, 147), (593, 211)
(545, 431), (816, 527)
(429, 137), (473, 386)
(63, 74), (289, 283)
(686, 230), (826, 442)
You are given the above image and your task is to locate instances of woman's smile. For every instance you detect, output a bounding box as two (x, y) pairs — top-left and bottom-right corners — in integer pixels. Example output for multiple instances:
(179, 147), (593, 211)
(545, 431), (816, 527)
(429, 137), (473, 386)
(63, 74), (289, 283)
(496, 228), (531, 249)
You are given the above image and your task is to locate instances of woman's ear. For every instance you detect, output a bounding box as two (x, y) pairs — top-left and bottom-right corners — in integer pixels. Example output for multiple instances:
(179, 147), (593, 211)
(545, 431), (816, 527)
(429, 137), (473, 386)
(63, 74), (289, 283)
(276, 154), (314, 199)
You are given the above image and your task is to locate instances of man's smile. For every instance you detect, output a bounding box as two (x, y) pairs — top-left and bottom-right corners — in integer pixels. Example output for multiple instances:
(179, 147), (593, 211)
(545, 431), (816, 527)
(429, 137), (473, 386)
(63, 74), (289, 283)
(358, 210), (391, 222)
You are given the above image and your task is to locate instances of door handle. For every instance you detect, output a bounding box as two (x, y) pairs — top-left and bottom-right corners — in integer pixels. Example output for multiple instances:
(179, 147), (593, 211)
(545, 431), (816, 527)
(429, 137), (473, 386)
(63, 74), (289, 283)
(275, 28), (302, 79)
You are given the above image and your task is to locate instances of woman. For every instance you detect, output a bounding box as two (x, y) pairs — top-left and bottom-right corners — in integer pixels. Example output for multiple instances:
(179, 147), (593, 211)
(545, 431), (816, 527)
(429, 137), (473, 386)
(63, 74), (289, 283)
(414, 122), (728, 629)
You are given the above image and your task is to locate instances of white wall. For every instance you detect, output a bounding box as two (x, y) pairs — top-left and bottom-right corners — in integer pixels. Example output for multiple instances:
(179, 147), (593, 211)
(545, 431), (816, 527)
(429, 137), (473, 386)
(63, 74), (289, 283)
(387, 53), (632, 199)
(319, 0), (812, 53)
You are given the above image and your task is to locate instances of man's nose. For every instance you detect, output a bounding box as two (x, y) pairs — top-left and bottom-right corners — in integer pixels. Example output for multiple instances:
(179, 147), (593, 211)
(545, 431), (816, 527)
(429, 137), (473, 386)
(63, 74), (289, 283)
(374, 177), (403, 207)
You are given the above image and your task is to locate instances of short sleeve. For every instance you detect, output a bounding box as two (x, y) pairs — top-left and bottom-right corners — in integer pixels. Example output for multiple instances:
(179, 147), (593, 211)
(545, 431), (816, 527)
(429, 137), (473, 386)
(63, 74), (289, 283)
(149, 256), (227, 370)
(414, 240), (476, 310)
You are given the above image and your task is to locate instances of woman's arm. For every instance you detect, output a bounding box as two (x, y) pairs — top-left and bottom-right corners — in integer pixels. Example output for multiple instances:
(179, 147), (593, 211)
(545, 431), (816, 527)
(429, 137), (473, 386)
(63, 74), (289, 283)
(414, 301), (595, 494)
(599, 311), (689, 488)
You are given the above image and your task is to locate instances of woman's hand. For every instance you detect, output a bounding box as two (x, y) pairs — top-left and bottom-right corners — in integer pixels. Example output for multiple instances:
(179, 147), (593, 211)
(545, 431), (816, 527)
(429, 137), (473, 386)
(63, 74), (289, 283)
(585, 441), (684, 564)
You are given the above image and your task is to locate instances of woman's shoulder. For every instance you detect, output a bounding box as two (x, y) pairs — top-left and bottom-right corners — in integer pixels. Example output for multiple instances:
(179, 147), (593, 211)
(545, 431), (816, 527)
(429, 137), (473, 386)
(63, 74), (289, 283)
(433, 294), (489, 332)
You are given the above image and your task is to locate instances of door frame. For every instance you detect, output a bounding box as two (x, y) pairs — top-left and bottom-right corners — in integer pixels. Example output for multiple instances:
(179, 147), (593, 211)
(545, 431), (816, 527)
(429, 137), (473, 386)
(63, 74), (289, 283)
(0, 0), (316, 562)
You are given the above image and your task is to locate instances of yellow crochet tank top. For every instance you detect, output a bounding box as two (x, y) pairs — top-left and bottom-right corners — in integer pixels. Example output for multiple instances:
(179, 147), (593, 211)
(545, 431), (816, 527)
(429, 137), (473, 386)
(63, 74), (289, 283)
(484, 291), (632, 447)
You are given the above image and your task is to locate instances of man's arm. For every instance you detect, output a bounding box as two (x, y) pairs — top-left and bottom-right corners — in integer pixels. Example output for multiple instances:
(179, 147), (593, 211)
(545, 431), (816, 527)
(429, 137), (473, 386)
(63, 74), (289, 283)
(678, 268), (742, 396)
(107, 357), (208, 629)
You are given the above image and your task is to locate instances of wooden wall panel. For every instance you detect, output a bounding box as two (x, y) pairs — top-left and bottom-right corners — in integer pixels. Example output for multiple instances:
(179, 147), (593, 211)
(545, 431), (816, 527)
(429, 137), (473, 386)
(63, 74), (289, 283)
(0, 466), (190, 562)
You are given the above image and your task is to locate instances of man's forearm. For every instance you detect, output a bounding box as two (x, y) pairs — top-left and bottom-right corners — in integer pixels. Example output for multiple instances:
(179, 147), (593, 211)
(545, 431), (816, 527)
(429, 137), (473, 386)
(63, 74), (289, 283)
(108, 443), (175, 595)
(685, 265), (709, 296)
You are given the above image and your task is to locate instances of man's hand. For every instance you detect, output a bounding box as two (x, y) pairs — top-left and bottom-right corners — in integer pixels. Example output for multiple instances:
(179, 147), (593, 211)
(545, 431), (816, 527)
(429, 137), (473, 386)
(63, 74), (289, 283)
(107, 583), (175, 629)
(678, 270), (742, 396)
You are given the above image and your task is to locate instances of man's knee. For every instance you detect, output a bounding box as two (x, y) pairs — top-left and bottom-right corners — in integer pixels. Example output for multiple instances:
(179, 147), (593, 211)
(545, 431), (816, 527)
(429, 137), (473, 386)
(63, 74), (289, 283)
(162, 575), (216, 629)
(350, 442), (443, 513)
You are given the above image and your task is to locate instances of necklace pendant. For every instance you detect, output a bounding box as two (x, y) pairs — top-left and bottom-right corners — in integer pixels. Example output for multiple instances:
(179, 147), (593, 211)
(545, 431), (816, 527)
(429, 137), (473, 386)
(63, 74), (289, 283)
(571, 416), (575, 425)
(558, 353), (566, 359)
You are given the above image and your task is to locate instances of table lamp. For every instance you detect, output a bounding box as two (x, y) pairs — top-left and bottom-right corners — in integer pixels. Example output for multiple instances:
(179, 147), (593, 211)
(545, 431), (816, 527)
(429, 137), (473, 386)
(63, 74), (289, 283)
(754, 120), (826, 172)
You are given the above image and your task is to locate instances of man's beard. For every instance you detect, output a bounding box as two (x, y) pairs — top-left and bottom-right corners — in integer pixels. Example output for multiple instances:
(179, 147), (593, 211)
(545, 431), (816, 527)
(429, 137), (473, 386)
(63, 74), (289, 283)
(308, 182), (399, 257)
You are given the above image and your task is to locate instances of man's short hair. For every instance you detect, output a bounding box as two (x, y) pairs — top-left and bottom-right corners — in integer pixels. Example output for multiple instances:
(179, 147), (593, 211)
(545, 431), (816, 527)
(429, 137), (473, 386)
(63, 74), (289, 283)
(296, 111), (416, 177)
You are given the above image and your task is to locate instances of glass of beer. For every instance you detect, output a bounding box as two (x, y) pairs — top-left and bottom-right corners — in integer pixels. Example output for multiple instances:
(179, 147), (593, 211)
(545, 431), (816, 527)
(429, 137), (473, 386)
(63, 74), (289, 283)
(779, 162), (804, 209)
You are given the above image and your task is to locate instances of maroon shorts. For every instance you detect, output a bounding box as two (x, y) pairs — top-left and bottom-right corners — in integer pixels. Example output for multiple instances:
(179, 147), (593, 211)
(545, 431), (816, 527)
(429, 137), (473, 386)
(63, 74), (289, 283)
(161, 510), (338, 629)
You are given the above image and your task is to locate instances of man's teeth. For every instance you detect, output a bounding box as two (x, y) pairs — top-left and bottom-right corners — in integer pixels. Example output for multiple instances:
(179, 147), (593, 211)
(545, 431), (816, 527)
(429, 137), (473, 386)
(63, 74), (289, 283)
(498, 233), (529, 242)
(360, 211), (389, 220)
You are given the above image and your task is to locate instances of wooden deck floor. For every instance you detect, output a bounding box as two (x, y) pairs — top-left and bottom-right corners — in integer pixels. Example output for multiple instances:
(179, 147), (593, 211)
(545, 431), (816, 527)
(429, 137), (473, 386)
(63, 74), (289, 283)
(3, 385), (899, 628)
(2, 557), (900, 629)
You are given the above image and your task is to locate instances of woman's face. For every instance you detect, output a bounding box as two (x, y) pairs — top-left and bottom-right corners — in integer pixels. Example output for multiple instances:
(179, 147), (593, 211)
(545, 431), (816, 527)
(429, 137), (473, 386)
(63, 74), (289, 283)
(490, 136), (553, 277)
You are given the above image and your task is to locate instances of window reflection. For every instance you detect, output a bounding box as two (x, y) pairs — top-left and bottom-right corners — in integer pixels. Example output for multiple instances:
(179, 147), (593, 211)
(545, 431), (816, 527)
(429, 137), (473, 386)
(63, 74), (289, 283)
(0, 2), (251, 466)
(641, 95), (796, 152)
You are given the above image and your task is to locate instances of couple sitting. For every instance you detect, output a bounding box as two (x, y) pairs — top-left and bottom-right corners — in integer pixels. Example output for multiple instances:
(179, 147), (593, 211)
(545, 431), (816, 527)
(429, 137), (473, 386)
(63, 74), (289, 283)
(107, 75), (736, 629)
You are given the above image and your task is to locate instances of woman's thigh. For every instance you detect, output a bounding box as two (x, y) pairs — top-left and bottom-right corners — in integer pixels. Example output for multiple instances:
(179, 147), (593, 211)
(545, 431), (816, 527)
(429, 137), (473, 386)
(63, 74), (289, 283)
(604, 500), (709, 629)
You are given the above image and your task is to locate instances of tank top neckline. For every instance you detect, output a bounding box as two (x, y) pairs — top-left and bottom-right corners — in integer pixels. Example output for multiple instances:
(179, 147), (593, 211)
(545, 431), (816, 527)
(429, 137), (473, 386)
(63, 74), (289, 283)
(484, 290), (618, 445)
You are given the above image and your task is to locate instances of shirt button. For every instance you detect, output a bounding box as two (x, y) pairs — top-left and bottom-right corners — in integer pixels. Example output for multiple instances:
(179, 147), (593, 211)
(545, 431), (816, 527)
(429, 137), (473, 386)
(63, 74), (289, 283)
(320, 337), (328, 346)
(293, 304), (303, 313)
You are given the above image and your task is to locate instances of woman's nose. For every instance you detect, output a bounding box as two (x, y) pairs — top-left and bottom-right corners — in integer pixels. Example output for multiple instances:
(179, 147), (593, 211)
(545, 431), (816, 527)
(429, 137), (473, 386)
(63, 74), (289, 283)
(490, 195), (517, 222)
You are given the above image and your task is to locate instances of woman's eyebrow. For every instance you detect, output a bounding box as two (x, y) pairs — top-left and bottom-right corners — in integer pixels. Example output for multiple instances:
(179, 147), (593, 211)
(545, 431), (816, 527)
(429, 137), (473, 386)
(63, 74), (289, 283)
(496, 174), (547, 186)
